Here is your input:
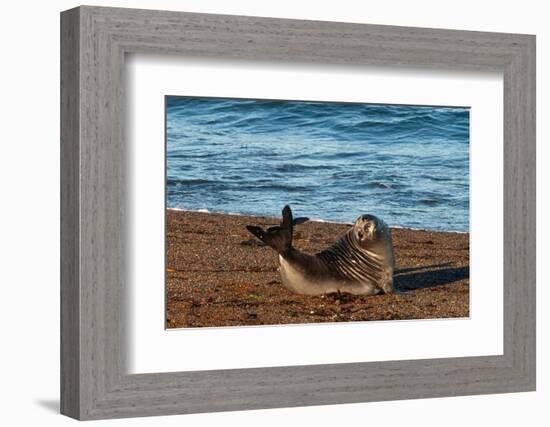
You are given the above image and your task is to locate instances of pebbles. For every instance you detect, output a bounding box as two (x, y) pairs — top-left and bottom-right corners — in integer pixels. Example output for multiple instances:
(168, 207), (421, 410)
(166, 210), (469, 328)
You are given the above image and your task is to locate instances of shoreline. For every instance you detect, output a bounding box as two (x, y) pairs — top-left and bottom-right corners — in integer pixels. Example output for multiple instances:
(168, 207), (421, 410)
(166, 209), (470, 328)
(166, 207), (469, 234)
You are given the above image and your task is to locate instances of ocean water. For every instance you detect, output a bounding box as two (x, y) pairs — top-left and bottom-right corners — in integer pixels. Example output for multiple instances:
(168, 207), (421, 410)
(166, 97), (469, 232)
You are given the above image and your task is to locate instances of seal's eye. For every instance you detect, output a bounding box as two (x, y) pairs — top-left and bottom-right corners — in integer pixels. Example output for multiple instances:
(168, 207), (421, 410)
(357, 229), (364, 240)
(362, 221), (376, 240)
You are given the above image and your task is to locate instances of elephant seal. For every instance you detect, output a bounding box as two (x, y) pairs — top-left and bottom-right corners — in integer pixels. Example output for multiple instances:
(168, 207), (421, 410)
(246, 205), (395, 296)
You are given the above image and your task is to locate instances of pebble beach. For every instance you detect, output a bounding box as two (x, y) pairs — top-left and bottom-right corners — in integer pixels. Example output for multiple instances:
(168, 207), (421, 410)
(166, 209), (470, 328)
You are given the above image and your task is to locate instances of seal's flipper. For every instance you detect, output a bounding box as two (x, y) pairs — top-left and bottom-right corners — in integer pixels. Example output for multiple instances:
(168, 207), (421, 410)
(293, 217), (309, 225)
(281, 205), (293, 230)
(246, 224), (292, 255)
(245, 205), (295, 255)
(246, 225), (266, 241)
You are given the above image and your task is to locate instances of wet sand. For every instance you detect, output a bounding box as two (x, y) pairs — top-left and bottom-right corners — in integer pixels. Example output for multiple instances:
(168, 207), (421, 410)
(166, 210), (469, 328)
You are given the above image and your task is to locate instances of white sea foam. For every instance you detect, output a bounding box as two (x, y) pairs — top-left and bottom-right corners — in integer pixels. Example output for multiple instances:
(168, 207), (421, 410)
(169, 207), (212, 213)
(309, 218), (352, 226)
(168, 207), (266, 218)
(391, 224), (469, 234)
(167, 208), (468, 233)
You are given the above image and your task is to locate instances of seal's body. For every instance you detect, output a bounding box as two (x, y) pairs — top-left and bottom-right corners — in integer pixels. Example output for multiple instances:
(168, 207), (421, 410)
(246, 206), (394, 296)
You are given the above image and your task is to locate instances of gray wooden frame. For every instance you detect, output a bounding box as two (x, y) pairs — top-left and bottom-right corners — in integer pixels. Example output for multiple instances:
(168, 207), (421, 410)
(60, 5), (536, 420)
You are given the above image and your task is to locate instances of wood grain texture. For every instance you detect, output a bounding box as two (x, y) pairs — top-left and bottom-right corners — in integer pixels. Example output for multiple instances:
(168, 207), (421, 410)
(60, 5), (536, 420)
(60, 7), (80, 419)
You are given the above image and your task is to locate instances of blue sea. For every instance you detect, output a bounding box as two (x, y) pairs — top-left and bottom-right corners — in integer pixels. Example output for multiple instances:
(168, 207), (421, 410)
(166, 97), (470, 232)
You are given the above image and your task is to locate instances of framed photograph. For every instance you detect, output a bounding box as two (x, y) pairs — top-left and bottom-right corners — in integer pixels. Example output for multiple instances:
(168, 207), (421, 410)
(60, 6), (536, 420)
(164, 96), (471, 330)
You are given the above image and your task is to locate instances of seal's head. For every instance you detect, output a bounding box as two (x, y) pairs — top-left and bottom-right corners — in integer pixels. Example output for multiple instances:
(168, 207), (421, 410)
(352, 214), (389, 247)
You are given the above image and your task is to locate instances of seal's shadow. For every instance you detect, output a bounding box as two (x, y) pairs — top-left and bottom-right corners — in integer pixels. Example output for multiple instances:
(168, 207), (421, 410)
(394, 263), (469, 291)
